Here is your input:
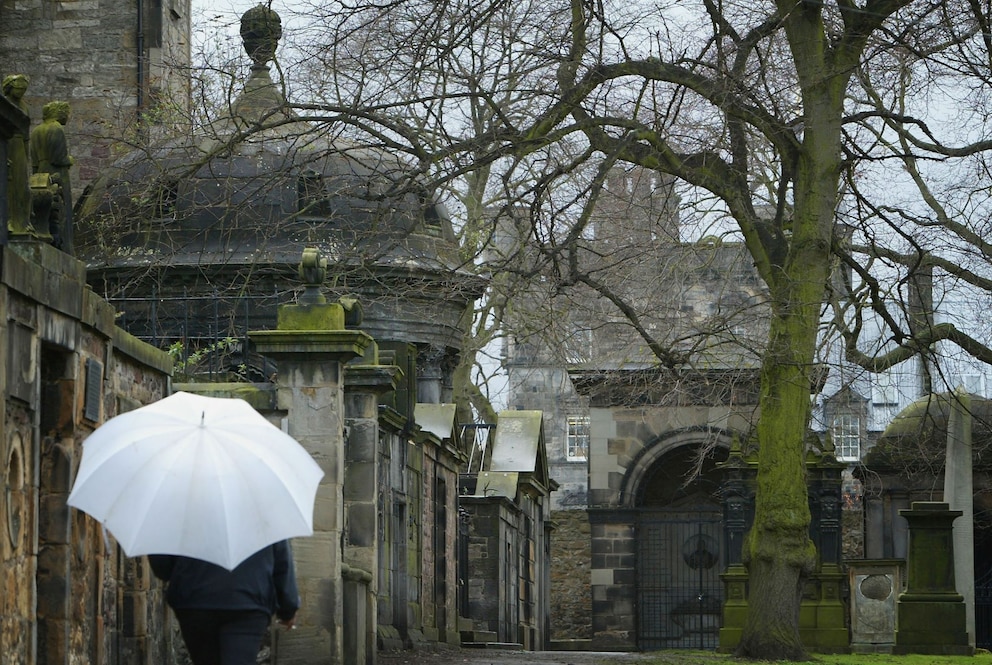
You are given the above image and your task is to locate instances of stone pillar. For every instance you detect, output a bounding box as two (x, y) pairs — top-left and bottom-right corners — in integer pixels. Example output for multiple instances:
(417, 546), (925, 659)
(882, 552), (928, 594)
(415, 346), (444, 405)
(809, 455), (844, 566)
(251, 287), (373, 665)
(893, 501), (972, 655)
(588, 510), (637, 651)
(343, 353), (400, 665)
(801, 453), (847, 652)
(717, 439), (753, 652)
(343, 357), (393, 574)
(342, 564), (373, 665)
(943, 389), (975, 647)
(719, 442), (751, 567)
(37, 438), (73, 665)
(864, 498), (886, 559)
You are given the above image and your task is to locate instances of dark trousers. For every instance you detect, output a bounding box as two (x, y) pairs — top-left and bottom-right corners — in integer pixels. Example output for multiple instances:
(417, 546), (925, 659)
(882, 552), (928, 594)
(174, 609), (270, 665)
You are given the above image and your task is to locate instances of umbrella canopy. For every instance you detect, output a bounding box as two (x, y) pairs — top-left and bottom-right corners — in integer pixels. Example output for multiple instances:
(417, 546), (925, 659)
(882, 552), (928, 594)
(68, 391), (323, 570)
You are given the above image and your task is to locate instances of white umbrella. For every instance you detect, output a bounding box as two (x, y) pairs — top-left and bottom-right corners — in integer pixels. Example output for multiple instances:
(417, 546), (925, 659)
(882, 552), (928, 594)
(68, 391), (323, 570)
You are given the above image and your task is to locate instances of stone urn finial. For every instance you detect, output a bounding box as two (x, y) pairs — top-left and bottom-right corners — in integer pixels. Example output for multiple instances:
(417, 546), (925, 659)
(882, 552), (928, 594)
(298, 247), (327, 304)
(241, 4), (282, 67)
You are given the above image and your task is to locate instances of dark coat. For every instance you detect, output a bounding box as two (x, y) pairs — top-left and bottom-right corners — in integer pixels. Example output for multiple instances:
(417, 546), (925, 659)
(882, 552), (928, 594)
(149, 541), (300, 621)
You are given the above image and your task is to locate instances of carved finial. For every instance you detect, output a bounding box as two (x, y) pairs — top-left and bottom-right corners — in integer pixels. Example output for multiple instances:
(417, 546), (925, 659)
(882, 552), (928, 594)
(240, 4), (282, 67)
(298, 247), (327, 304)
(822, 429), (836, 454)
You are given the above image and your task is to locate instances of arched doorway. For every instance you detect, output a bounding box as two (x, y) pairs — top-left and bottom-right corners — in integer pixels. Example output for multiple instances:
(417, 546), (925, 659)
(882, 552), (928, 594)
(636, 444), (728, 650)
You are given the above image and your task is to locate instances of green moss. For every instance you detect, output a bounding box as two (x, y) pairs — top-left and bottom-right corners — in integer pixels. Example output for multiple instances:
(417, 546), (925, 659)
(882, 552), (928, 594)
(638, 651), (992, 664)
(276, 302), (345, 331)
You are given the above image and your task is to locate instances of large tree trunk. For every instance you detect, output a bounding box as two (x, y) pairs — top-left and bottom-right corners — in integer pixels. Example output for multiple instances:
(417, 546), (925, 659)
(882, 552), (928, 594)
(735, 292), (820, 659)
(736, 161), (835, 659)
(738, 549), (811, 659)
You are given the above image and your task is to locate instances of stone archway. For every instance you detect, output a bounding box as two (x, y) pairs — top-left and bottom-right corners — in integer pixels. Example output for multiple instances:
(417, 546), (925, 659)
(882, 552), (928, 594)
(628, 435), (730, 651)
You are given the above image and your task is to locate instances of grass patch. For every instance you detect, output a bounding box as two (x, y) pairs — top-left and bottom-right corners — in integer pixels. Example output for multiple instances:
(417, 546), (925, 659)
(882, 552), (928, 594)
(637, 651), (992, 665)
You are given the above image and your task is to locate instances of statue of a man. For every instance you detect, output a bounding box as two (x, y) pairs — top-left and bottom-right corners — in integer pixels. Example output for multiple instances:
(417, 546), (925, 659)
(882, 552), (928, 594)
(2, 74), (33, 234)
(30, 100), (73, 251)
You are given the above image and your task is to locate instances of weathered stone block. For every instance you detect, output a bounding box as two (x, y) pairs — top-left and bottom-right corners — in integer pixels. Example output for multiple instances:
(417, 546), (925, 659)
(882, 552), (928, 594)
(345, 420), (377, 461)
(343, 463), (375, 501)
(122, 591), (148, 636)
(347, 503), (376, 547)
(38, 494), (70, 543)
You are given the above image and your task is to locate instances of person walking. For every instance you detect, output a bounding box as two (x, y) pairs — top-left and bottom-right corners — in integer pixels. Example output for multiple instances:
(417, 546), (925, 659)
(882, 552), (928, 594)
(150, 540), (299, 665)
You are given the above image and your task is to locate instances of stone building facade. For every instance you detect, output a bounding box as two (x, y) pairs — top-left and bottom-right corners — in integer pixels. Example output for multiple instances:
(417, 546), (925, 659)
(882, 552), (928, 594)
(0, 0), (192, 185)
(17, 10), (554, 665)
(0, 229), (492, 665)
(2, 6), (555, 662)
(501, 166), (771, 648)
(575, 371), (760, 650)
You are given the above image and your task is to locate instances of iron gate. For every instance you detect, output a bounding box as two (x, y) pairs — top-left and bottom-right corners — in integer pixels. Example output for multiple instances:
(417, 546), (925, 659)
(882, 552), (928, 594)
(638, 514), (723, 650)
(977, 567), (992, 650)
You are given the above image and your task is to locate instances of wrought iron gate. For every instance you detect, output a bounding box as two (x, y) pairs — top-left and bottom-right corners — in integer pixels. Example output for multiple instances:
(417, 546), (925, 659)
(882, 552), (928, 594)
(976, 567), (992, 650)
(638, 514), (723, 650)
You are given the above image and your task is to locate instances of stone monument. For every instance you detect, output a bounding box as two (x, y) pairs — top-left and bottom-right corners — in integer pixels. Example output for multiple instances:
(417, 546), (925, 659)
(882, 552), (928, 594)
(943, 388), (975, 646)
(232, 4), (289, 125)
(893, 501), (972, 655)
(30, 100), (73, 252)
(2, 74), (33, 235)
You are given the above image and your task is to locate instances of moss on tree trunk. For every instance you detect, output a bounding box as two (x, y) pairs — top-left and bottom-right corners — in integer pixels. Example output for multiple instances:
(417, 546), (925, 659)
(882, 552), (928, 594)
(735, 188), (834, 659)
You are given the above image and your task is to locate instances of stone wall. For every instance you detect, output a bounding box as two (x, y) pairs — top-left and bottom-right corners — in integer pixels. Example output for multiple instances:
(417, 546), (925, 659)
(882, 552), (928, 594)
(1, 241), (173, 665)
(2, 401), (34, 665)
(0, 0), (191, 186)
(549, 509), (591, 639)
(419, 439), (461, 645)
(589, 513), (637, 650)
(843, 501), (865, 560)
(460, 496), (521, 642)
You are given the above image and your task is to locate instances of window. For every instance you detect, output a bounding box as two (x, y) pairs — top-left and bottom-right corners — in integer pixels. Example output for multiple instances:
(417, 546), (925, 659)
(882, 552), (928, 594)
(871, 375), (900, 427)
(566, 416), (590, 461)
(831, 414), (861, 462)
(564, 327), (593, 364)
(297, 171), (332, 216)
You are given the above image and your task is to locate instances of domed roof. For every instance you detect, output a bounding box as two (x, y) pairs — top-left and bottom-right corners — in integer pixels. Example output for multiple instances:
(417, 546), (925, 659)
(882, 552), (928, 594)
(74, 5), (484, 364)
(77, 4), (466, 274)
(76, 130), (462, 271)
(864, 391), (992, 473)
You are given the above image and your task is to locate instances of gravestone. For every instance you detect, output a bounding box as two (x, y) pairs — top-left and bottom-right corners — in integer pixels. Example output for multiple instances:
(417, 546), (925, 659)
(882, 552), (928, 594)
(893, 501), (973, 655)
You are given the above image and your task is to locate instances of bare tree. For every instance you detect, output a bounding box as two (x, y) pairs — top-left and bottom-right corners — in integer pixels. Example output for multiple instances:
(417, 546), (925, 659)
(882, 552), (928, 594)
(269, 0), (992, 658)
(82, 0), (992, 657)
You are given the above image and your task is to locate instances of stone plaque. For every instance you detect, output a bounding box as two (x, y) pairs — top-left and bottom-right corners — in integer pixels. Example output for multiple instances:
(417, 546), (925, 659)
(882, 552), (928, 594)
(7, 322), (35, 405)
(850, 560), (904, 651)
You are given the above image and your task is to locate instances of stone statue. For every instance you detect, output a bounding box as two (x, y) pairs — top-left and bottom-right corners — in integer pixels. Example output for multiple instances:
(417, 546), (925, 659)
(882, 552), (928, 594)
(30, 100), (73, 251)
(2, 74), (34, 235)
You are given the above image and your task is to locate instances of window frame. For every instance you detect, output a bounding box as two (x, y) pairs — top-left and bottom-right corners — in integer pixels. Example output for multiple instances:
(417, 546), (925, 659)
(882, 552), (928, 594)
(566, 415), (590, 462)
(830, 413), (861, 462)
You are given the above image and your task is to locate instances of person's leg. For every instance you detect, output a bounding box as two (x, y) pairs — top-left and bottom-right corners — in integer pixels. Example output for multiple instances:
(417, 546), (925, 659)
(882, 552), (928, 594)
(218, 610), (270, 665)
(174, 609), (224, 665)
